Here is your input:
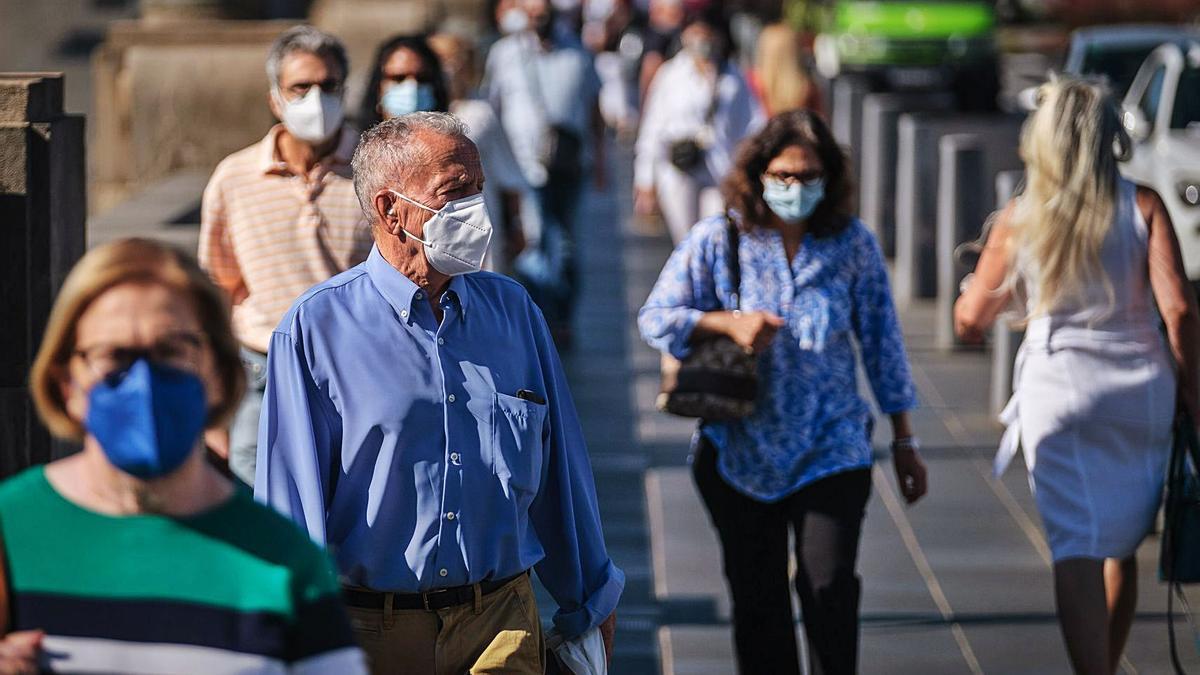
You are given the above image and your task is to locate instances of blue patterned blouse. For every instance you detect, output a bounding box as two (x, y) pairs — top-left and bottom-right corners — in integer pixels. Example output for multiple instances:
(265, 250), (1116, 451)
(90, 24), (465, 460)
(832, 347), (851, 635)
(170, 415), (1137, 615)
(638, 215), (917, 501)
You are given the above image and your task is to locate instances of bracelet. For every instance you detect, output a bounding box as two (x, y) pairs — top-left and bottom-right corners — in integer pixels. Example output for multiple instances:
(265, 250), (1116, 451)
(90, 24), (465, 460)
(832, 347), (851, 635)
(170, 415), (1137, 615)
(891, 436), (920, 453)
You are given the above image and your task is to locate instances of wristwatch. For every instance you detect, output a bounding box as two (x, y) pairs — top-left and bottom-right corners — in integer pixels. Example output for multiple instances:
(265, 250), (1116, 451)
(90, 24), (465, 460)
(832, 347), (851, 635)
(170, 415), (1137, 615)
(891, 436), (920, 453)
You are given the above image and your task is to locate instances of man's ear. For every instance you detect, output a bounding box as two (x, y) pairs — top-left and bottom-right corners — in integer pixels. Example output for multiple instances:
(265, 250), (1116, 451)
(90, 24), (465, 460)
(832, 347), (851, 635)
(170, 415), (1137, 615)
(373, 190), (402, 235)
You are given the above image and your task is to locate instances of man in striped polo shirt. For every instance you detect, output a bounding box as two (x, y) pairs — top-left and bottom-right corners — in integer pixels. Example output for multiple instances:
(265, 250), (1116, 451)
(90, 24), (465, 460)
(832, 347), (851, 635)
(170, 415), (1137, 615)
(199, 25), (373, 486)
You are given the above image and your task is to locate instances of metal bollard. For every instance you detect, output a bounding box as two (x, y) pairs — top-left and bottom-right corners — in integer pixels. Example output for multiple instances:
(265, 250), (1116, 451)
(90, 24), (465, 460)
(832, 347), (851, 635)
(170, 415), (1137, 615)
(859, 92), (954, 257)
(830, 75), (873, 179)
(935, 135), (988, 351)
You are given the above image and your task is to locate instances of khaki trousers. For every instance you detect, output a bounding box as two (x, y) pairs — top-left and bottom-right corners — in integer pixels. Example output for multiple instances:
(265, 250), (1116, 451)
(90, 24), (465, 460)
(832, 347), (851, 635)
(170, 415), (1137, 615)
(347, 574), (544, 675)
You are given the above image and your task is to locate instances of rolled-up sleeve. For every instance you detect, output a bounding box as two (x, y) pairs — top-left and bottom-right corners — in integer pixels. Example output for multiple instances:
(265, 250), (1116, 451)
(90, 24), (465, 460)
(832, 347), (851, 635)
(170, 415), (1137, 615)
(528, 307), (625, 639)
(255, 329), (339, 546)
(637, 224), (722, 360)
(850, 226), (917, 414)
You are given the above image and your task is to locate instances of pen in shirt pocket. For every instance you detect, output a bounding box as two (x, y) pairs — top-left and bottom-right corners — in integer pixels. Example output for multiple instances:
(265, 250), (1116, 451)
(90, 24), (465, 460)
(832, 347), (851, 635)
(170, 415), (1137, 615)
(515, 389), (546, 405)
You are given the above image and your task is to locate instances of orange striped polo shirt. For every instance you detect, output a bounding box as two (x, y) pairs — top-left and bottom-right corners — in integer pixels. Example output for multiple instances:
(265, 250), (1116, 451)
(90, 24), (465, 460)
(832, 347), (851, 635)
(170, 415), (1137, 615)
(199, 124), (373, 353)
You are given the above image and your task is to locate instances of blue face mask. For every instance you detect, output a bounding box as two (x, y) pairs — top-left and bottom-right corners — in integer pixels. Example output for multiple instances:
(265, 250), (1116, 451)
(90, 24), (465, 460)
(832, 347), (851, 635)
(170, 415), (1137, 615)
(762, 177), (825, 224)
(86, 359), (208, 480)
(380, 79), (438, 118)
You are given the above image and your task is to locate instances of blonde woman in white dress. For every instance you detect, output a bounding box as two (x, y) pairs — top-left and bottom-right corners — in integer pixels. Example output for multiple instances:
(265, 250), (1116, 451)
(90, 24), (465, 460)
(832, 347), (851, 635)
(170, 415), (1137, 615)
(955, 78), (1200, 674)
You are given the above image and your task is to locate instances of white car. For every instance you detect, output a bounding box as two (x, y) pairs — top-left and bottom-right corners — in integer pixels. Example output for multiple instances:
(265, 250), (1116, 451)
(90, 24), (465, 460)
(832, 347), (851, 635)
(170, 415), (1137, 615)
(1065, 25), (1200, 97)
(1120, 41), (1200, 280)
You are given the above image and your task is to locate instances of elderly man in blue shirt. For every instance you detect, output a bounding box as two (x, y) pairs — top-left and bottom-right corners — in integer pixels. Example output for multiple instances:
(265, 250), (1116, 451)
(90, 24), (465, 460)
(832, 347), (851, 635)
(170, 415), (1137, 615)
(255, 112), (622, 674)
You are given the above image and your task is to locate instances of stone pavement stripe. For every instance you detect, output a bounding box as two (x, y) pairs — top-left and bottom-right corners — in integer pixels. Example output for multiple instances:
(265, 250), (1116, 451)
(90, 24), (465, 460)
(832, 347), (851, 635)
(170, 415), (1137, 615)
(908, 359), (1054, 565)
(873, 463), (985, 674)
(910, 357), (1146, 675)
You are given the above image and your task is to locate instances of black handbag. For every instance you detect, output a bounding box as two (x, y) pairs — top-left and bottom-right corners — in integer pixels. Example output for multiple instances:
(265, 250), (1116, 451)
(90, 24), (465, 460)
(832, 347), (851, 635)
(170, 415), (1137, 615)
(668, 138), (704, 172)
(666, 77), (720, 173)
(538, 124), (584, 182)
(1160, 411), (1200, 673)
(656, 215), (758, 421)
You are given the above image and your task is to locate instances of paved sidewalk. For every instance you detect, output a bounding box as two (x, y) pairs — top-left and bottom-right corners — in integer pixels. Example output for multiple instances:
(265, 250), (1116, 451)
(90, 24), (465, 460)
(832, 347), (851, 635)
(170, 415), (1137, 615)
(620, 208), (1200, 673)
(86, 137), (1200, 674)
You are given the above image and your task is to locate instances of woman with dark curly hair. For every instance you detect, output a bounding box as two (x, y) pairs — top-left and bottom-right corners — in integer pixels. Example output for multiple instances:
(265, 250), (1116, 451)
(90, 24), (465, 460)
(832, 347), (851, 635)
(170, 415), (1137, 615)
(639, 110), (928, 674)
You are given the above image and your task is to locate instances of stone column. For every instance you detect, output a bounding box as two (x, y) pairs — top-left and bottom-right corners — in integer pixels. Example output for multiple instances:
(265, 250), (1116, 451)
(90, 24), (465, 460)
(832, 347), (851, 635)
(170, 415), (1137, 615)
(0, 73), (86, 476)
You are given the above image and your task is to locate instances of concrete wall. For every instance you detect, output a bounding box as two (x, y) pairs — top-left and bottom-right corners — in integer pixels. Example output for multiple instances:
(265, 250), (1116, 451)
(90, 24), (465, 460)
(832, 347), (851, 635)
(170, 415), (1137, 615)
(90, 19), (296, 214)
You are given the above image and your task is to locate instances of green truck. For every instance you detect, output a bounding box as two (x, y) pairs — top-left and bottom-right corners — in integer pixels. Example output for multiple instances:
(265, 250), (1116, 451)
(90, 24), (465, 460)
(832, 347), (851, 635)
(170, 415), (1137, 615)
(812, 0), (1001, 110)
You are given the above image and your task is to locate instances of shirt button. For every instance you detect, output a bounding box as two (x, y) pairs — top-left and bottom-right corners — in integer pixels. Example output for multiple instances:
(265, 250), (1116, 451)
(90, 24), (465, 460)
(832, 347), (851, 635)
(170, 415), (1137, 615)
(400, 309), (409, 318)
(437, 337), (445, 345)
(415, 291), (424, 300)
(450, 452), (461, 463)
(447, 394), (456, 403)
(439, 568), (448, 577)
(446, 512), (456, 521)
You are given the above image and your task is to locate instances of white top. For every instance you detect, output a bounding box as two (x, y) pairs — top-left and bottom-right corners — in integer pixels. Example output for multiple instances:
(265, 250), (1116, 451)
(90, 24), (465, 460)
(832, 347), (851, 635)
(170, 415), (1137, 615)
(634, 55), (764, 189)
(483, 30), (602, 188)
(452, 98), (541, 269)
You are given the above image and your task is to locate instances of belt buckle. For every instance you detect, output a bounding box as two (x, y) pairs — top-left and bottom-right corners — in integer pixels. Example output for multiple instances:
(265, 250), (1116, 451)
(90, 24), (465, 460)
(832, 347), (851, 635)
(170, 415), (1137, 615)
(421, 587), (449, 611)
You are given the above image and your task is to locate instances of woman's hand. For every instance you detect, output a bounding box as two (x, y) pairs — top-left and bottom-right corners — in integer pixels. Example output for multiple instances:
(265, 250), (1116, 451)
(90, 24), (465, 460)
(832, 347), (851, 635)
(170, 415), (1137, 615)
(0, 630), (43, 674)
(725, 311), (785, 354)
(634, 188), (657, 217)
(892, 445), (928, 505)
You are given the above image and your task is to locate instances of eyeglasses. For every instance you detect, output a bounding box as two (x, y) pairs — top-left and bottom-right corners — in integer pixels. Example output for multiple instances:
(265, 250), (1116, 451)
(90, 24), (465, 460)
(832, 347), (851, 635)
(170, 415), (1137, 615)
(282, 78), (344, 99)
(763, 170), (825, 187)
(74, 332), (207, 380)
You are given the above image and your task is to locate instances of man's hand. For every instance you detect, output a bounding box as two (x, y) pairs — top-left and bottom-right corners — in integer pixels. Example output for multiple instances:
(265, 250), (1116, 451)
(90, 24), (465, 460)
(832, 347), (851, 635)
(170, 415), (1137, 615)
(0, 630), (43, 675)
(725, 311), (785, 354)
(599, 612), (616, 663)
(892, 447), (928, 505)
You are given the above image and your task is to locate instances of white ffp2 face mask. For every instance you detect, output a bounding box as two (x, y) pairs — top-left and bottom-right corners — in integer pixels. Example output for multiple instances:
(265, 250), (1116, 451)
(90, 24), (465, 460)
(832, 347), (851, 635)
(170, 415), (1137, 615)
(273, 86), (344, 144)
(389, 190), (494, 276)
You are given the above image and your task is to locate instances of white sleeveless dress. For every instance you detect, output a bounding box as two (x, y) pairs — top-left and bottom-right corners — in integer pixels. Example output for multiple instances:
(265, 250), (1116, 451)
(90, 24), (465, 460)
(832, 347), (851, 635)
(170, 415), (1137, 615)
(996, 178), (1176, 562)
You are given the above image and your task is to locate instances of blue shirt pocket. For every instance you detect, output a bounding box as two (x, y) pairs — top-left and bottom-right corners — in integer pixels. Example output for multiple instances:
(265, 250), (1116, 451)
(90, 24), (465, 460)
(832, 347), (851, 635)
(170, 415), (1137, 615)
(491, 392), (547, 495)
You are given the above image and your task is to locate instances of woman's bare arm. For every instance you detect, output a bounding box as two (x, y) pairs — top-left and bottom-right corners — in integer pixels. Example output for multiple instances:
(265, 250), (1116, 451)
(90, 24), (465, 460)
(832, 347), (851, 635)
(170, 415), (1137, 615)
(954, 200), (1017, 343)
(1140, 186), (1200, 418)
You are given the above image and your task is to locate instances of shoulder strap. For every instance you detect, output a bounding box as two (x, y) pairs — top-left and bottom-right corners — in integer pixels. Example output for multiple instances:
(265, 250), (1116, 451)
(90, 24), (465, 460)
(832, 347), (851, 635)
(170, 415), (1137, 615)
(726, 213), (741, 310)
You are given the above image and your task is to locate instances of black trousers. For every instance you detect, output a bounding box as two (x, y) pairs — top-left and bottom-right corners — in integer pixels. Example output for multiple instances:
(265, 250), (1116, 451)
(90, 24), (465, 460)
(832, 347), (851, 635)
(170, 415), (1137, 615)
(692, 436), (872, 675)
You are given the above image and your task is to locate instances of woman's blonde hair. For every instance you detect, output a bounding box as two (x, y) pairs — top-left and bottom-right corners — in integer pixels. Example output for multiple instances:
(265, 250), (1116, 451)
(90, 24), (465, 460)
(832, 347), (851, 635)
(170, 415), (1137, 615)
(1010, 76), (1132, 316)
(754, 23), (812, 116)
(30, 238), (246, 440)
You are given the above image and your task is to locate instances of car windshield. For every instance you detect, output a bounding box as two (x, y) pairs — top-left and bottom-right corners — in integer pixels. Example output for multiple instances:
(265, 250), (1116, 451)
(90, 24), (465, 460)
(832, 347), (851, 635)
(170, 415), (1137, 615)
(1172, 65), (1200, 130)
(1081, 44), (1159, 96)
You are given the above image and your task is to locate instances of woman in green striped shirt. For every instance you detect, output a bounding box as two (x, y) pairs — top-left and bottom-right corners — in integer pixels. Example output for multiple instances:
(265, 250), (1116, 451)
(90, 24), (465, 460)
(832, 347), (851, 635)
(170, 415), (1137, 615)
(0, 239), (366, 674)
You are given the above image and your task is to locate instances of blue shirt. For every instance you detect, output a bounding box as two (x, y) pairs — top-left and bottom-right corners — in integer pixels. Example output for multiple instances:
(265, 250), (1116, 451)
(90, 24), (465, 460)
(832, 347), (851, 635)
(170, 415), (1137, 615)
(255, 246), (623, 638)
(638, 216), (917, 501)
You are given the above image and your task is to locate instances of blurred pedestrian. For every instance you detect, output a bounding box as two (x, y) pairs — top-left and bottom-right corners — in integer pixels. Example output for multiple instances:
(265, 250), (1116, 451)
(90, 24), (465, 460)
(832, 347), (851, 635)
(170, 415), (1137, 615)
(637, 0), (685, 102)
(428, 32), (532, 274)
(639, 110), (927, 675)
(0, 239), (365, 674)
(750, 23), (823, 117)
(256, 113), (622, 675)
(483, 0), (604, 346)
(955, 78), (1200, 674)
(357, 34), (450, 129)
(198, 25), (372, 486)
(634, 9), (764, 244)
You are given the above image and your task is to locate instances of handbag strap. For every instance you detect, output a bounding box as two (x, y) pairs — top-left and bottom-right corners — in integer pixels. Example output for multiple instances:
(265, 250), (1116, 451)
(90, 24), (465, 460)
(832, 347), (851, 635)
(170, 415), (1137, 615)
(725, 213), (742, 311)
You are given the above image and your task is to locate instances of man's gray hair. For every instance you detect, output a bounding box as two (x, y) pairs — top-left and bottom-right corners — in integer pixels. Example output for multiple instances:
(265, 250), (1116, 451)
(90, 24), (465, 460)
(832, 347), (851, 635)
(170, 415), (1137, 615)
(266, 25), (349, 88)
(351, 112), (471, 221)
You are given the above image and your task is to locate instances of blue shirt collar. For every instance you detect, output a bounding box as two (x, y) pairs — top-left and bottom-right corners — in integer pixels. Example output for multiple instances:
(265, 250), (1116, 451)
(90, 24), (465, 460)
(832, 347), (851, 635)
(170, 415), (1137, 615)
(365, 245), (470, 320)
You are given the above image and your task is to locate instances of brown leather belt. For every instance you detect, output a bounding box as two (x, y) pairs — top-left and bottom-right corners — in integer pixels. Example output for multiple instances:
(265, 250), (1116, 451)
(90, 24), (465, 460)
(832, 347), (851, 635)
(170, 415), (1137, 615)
(342, 572), (525, 612)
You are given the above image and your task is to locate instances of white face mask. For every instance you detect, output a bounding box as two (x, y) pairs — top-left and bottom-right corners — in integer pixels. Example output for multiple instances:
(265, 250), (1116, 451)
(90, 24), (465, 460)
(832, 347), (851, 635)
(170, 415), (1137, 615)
(499, 8), (530, 34)
(272, 86), (344, 144)
(388, 190), (494, 276)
